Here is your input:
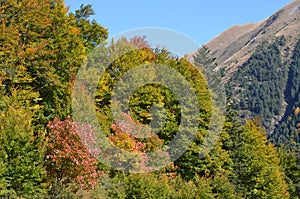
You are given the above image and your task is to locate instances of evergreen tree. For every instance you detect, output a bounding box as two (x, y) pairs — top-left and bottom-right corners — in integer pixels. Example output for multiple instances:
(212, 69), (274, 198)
(227, 37), (287, 134)
(271, 39), (300, 146)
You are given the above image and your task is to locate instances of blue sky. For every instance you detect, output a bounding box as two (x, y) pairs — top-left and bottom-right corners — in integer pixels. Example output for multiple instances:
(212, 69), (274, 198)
(65, 0), (292, 46)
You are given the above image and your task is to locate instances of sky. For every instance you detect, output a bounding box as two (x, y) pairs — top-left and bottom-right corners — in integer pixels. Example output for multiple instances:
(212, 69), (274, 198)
(65, 0), (293, 47)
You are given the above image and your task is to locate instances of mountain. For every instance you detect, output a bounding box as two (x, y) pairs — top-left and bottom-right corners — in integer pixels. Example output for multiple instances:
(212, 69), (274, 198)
(207, 0), (300, 80)
(204, 0), (300, 145)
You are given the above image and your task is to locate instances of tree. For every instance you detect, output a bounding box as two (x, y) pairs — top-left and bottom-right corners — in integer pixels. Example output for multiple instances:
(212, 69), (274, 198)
(71, 4), (108, 51)
(171, 45), (232, 181)
(107, 112), (167, 173)
(46, 117), (102, 190)
(230, 121), (289, 198)
(92, 38), (215, 176)
(0, 90), (47, 198)
(271, 39), (300, 146)
(277, 146), (300, 198)
(227, 38), (287, 134)
(193, 45), (217, 70)
(1, 0), (108, 123)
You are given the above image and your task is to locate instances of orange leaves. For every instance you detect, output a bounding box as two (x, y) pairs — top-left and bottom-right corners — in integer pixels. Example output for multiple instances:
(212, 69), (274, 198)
(70, 26), (81, 34)
(109, 112), (164, 153)
(110, 113), (147, 153)
(107, 112), (169, 172)
(294, 107), (300, 117)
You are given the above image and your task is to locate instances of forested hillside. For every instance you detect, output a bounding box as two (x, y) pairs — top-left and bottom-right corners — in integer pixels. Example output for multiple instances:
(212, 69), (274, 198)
(0, 0), (299, 198)
(225, 35), (300, 147)
(206, 0), (300, 79)
(227, 37), (287, 132)
(271, 39), (300, 146)
(207, 0), (300, 148)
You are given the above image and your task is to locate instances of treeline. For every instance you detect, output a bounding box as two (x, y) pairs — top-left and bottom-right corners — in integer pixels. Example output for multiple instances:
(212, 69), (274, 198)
(0, 0), (299, 198)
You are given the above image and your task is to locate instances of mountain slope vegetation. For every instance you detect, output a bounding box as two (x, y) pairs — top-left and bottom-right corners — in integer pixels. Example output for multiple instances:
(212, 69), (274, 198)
(0, 0), (298, 198)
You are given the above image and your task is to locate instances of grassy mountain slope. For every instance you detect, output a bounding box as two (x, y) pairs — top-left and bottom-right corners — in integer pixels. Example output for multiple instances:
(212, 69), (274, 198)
(203, 1), (300, 144)
(206, 0), (300, 80)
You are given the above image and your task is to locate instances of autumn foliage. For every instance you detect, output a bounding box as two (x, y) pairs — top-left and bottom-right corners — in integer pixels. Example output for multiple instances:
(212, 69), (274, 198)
(46, 117), (102, 188)
(107, 112), (169, 173)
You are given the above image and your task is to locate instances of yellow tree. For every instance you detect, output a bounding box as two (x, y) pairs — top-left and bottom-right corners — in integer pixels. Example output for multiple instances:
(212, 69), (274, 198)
(1, 0), (107, 121)
(232, 121), (289, 198)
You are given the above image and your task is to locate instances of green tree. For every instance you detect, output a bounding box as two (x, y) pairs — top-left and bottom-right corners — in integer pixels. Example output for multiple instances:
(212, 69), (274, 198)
(0, 90), (47, 198)
(193, 45), (217, 69)
(271, 39), (300, 146)
(227, 37), (287, 134)
(277, 146), (300, 198)
(92, 38), (216, 176)
(231, 121), (289, 198)
(71, 4), (108, 51)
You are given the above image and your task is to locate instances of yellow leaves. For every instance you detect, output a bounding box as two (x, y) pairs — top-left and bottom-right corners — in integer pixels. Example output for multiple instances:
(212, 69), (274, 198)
(296, 123), (300, 130)
(70, 26), (81, 35)
(109, 131), (136, 152)
(25, 47), (37, 55)
(294, 106), (300, 116)
(240, 121), (290, 198)
(139, 111), (151, 121)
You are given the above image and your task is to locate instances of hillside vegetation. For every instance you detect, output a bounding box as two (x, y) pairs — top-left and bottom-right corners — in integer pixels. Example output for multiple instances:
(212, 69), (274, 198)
(0, 0), (299, 198)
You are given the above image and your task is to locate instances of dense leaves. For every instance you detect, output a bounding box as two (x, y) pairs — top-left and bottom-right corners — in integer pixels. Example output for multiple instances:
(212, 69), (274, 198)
(231, 121), (289, 198)
(46, 117), (102, 189)
(0, 90), (46, 198)
(227, 37), (288, 133)
(0, 0), (296, 198)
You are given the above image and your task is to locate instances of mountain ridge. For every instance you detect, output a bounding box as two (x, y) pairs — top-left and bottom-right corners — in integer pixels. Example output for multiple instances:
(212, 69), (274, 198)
(206, 0), (300, 80)
(198, 0), (300, 143)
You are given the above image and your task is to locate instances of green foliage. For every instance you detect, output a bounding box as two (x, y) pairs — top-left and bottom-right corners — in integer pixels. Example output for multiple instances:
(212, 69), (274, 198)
(193, 45), (217, 69)
(71, 4), (108, 51)
(174, 45), (232, 181)
(277, 146), (300, 199)
(230, 121), (289, 198)
(174, 135), (232, 181)
(271, 39), (300, 146)
(86, 38), (239, 197)
(85, 173), (238, 199)
(227, 37), (287, 133)
(0, 90), (47, 198)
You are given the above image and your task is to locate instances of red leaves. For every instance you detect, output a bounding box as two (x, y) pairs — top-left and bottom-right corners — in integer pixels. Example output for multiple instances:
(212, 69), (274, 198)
(110, 112), (149, 153)
(46, 117), (102, 188)
(109, 112), (169, 172)
(46, 113), (168, 177)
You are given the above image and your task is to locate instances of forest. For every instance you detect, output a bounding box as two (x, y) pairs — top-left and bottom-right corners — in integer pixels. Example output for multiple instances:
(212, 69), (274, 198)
(1, 0), (300, 198)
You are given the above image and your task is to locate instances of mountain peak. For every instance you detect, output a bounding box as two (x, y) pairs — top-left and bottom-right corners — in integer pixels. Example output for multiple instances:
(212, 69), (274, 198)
(206, 0), (300, 79)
